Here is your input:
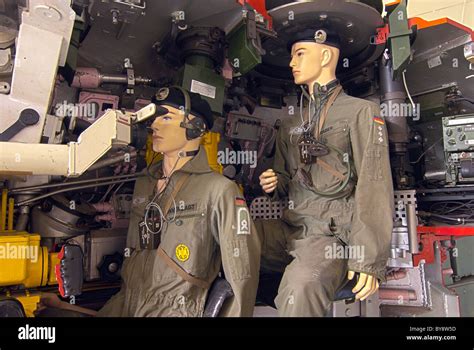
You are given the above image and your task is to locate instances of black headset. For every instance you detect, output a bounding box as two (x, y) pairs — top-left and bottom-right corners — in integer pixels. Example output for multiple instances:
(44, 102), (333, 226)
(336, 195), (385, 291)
(172, 86), (207, 140)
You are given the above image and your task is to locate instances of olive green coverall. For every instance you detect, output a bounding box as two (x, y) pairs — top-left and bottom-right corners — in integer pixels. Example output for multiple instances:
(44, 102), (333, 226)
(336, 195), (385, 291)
(256, 91), (394, 316)
(97, 146), (261, 317)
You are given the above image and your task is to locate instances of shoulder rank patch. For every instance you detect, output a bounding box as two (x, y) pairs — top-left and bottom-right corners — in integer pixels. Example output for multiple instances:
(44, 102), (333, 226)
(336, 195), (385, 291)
(235, 197), (250, 235)
(373, 116), (385, 125)
(373, 121), (388, 146)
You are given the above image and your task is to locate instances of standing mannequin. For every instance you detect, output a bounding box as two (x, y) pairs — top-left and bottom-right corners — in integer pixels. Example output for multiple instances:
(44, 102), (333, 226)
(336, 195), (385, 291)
(258, 27), (394, 316)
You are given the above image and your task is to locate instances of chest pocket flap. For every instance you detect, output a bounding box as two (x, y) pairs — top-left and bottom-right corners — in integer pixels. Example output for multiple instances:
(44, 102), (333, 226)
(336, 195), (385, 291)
(320, 120), (350, 152)
(160, 203), (211, 278)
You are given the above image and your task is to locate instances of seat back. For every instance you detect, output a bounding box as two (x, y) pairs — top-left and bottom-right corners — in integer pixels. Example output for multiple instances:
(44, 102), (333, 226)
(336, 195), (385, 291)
(203, 277), (234, 317)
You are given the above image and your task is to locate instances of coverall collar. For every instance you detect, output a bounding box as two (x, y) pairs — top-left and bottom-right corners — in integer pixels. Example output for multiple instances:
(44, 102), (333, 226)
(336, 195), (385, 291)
(177, 145), (213, 175)
(147, 145), (212, 179)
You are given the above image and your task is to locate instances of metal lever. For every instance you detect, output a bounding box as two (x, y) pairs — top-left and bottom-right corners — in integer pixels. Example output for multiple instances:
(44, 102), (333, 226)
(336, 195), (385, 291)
(0, 109), (40, 141)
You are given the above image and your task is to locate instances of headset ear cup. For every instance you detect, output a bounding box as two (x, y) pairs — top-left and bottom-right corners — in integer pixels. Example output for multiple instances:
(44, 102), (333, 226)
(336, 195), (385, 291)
(186, 117), (206, 140)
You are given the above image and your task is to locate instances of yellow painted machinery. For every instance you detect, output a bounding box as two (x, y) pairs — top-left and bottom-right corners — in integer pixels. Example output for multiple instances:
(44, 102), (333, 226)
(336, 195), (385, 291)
(0, 190), (59, 317)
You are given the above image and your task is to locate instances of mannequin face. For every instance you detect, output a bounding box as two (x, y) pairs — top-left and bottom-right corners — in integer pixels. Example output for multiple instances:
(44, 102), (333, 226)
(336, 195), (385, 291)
(289, 42), (339, 90)
(150, 105), (199, 154)
(290, 42), (323, 85)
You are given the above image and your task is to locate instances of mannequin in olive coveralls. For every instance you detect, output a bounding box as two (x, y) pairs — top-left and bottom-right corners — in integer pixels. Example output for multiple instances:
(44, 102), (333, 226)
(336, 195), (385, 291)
(257, 27), (394, 316)
(38, 88), (260, 317)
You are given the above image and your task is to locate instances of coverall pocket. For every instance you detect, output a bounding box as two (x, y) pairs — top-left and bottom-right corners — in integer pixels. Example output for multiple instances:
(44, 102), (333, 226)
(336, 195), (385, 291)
(160, 210), (211, 279)
(321, 121), (350, 153)
(329, 215), (351, 245)
(365, 148), (384, 181)
(317, 122), (351, 190)
(225, 238), (251, 281)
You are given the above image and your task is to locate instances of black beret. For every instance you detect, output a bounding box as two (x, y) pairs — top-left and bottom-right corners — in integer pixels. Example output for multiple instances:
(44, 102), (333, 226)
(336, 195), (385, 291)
(151, 87), (214, 130)
(287, 27), (341, 52)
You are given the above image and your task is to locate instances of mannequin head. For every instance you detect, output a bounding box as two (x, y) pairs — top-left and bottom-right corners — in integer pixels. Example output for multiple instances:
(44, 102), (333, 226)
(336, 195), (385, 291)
(150, 87), (213, 160)
(289, 41), (340, 94)
(150, 105), (203, 157)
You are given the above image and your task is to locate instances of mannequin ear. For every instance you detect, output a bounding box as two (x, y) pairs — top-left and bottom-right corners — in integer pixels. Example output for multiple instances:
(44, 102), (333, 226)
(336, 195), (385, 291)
(320, 48), (333, 67)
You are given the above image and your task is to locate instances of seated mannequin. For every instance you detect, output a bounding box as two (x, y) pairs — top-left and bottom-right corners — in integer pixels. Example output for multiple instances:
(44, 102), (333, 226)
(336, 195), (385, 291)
(37, 87), (261, 317)
(257, 26), (394, 316)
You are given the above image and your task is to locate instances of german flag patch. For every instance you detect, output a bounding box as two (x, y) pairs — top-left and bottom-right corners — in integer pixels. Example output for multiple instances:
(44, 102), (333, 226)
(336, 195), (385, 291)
(373, 116), (385, 125)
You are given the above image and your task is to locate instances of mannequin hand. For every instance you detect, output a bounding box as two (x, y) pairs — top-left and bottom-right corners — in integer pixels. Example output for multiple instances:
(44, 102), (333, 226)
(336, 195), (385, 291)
(259, 169), (278, 193)
(348, 270), (379, 301)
